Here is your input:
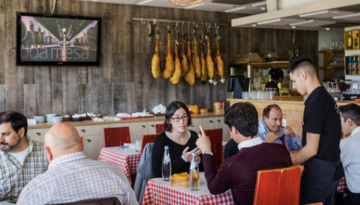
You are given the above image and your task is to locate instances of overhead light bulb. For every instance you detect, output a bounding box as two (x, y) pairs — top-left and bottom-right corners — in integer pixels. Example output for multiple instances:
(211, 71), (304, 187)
(299, 10), (329, 18)
(325, 28), (330, 30)
(224, 6), (246, 13)
(252, 2), (266, 7)
(137, 0), (154, 5)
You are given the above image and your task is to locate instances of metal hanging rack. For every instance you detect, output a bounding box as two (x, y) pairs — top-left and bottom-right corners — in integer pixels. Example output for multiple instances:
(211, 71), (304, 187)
(132, 17), (228, 27)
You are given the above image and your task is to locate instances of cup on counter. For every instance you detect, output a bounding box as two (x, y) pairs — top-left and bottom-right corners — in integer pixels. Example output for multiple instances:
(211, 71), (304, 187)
(135, 139), (142, 152)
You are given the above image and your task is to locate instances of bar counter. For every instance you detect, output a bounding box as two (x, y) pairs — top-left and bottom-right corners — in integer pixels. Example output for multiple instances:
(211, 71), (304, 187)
(28, 112), (225, 129)
(228, 97), (354, 136)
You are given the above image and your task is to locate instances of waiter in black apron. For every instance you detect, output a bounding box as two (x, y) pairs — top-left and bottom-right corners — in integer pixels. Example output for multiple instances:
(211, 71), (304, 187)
(288, 57), (343, 205)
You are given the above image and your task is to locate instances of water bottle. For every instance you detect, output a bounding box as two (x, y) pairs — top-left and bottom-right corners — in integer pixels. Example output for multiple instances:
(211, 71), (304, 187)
(189, 152), (199, 191)
(162, 146), (171, 181)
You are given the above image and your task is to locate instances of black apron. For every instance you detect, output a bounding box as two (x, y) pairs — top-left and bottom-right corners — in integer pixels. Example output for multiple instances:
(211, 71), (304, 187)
(300, 157), (343, 204)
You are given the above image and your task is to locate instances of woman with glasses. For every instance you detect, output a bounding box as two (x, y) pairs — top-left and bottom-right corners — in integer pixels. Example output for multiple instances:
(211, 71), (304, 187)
(152, 101), (203, 177)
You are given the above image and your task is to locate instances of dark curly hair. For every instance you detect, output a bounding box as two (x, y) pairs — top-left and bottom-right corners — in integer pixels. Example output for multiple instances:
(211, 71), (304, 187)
(0, 111), (28, 137)
(269, 68), (284, 81)
(224, 102), (258, 138)
(164, 101), (192, 132)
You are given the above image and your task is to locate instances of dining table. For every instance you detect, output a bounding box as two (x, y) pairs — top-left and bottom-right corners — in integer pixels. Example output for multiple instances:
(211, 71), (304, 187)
(98, 146), (140, 186)
(142, 172), (234, 205)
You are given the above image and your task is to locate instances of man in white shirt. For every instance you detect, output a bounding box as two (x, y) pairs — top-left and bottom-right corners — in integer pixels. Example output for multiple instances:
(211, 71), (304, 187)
(17, 122), (138, 205)
(0, 111), (48, 201)
(339, 103), (360, 205)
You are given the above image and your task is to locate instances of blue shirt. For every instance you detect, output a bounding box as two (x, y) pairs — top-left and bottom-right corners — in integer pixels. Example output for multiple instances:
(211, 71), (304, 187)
(258, 118), (302, 151)
(17, 152), (138, 205)
(340, 126), (360, 193)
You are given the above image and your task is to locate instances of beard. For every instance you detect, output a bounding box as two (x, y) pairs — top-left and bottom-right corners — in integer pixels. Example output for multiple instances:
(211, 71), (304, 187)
(0, 133), (22, 152)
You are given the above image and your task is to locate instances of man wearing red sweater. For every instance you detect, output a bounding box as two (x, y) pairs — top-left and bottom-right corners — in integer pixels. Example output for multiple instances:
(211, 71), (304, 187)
(196, 102), (292, 205)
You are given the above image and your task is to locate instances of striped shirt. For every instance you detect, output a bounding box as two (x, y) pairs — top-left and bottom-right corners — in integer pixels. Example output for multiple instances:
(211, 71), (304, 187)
(17, 152), (138, 205)
(0, 138), (48, 200)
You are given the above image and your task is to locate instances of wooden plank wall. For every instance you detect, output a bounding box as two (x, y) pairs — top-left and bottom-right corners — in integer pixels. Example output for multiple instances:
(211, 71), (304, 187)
(0, 0), (318, 118)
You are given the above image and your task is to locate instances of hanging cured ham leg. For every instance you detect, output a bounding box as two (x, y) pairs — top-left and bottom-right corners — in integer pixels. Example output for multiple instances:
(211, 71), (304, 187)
(192, 30), (201, 79)
(205, 34), (215, 84)
(184, 38), (195, 85)
(162, 26), (175, 79)
(214, 27), (225, 83)
(151, 27), (161, 79)
(170, 31), (182, 84)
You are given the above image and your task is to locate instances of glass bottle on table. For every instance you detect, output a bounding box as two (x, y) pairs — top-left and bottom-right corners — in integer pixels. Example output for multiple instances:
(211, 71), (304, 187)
(162, 146), (171, 181)
(189, 152), (199, 191)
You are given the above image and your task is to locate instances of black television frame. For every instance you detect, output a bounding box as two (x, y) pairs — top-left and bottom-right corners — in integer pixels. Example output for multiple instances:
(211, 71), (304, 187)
(16, 12), (102, 66)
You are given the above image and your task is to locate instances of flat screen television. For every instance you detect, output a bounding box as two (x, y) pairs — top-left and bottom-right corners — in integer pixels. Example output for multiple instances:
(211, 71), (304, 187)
(16, 12), (101, 66)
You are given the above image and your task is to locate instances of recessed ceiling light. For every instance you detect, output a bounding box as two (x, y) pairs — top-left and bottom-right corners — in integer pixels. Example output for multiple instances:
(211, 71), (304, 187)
(291, 26), (296, 29)
(185, 3), (204, 9)
(252, 24), (257, 27)
(299, 10), (329, 18)
(325, 28), (330, 30)
(257, 19), (281, 25)
(137, 0), (154, 5)
(260, 7), (266, 11)
(333, 12), (360, 19)
(252, 2), (266, 7)
(225, 6), (246, 13)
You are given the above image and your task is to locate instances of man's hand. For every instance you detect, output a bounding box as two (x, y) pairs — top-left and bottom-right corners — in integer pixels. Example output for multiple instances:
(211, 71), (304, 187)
(196, 125), (212, 153)
(283, 126), (296, 139)
(182, 146), (201, 162)
(265, 132), (281, 143)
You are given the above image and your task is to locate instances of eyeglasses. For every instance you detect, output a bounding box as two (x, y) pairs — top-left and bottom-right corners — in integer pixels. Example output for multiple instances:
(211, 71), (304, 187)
(171, 115), (189, 122)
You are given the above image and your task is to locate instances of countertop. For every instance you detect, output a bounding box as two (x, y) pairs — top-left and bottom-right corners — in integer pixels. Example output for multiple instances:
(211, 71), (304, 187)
(227, 97), (354, 105)
(28, 112), (225, 129)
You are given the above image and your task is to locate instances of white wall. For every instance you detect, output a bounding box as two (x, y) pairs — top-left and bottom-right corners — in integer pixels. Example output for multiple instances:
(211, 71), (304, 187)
(277, 0), (327, 10)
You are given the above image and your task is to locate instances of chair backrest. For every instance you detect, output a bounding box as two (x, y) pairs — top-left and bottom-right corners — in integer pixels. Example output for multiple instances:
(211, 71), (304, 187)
(253, 165), (303, 205)
(204, 128), (223, 169)
(140, 134), (158, 156)
(155, 124), (165, 134)
(49, 196), (121, 205)
(304, 203), (323, 205)
(103, 127), (131, 147)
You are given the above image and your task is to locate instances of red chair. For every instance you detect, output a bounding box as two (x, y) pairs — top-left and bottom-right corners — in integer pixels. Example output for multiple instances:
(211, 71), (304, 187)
(140, 134), (158, 156)
(103, 127), (131, 147)
(204, 128), (223, 169)
(253, 165), (303, 205)
(155, 124), (165, 134)
(304, 203), (323, 205)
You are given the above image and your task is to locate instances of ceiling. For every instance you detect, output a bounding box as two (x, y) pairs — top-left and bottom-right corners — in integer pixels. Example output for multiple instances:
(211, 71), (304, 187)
(76, 0), (268, 14)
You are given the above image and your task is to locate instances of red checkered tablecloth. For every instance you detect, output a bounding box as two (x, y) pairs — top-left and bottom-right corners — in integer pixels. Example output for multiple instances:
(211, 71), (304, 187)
(142, 173), (234, 205)
(98, 146), (140, 186)
(337, 176), (347, 192)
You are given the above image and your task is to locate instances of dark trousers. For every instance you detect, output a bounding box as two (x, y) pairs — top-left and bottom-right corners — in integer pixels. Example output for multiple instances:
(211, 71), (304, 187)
(347, 191), (360, 205)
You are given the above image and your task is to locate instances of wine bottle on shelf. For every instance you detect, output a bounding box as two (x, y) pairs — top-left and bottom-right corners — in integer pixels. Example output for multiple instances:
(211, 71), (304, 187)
(348, 32), (353, 50)
(353, 56), (358, 74)
(355, 33), (359, 49)
(348, 57), (352, 75)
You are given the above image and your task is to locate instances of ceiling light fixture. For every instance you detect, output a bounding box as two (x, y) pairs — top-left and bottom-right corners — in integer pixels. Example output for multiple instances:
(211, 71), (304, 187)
(333, 12), (360, 19)
(326, 28), (330, 30)
(291, 26), (296, 29)
(137, 0), (154, 5)
(290, 20), (315, 26)
(257, 18), (281, 25)
(225, 6), (246, 13)
(260, 7), (266, 11)
(252, 2), (266, 7)
(299, 10), (329, 18)
(252, 24), (257, 27)
(169, 0), (204, 6)
(185, 3), (204, 9)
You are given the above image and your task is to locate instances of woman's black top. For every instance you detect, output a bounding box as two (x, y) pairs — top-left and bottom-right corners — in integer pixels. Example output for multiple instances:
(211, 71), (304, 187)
(265, 81), (280, 95)
(152, 130), (204, 178)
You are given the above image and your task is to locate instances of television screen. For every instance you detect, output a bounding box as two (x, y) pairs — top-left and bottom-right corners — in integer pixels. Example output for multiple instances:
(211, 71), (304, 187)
(16, 12), (101, 66)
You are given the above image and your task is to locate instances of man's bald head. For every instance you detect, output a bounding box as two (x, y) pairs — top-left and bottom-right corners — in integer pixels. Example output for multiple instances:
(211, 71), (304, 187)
(44, 123), (83, 160)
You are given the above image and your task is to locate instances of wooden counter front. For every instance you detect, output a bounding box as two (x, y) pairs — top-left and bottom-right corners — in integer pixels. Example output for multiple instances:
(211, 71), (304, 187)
(227, 98), (353, 136)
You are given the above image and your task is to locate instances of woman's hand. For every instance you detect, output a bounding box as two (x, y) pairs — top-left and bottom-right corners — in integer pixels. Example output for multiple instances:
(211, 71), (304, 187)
(182, 146), (201, 162)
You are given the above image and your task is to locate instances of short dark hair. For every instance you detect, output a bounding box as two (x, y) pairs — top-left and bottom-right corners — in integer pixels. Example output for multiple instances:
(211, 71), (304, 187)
(0, 111), (28, 136)
(288, 57), (316, 76)
(263, 104), (282, 118)
(164, 101), (192, 132)
(339, 103), (360, 126)
(269, 68), (284, 80)
(224, 102), (258, 138)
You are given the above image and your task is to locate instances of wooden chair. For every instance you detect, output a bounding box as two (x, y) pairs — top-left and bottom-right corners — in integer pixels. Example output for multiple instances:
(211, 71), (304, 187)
(253, 165), (303, 205)
(140, 134), (158, 156)
(204, 128), (223, 169)
(155, 124), (165, 134)
(103, 127), (131, 147)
